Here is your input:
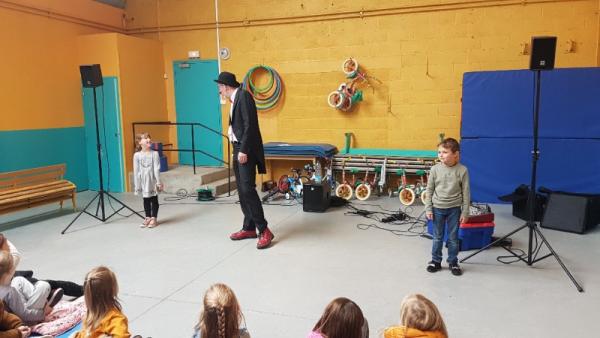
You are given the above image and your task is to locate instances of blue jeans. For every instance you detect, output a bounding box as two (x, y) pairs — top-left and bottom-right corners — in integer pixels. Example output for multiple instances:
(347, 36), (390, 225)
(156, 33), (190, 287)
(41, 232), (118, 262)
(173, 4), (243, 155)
(431, 207), (461, 264)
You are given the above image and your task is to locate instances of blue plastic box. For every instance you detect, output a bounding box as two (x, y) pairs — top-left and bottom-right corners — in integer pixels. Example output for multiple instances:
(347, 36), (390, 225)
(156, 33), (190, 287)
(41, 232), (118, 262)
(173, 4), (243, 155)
(151, 142), (164, 155)
(159, 155), (168, 172)
(427, 220), (494, 251)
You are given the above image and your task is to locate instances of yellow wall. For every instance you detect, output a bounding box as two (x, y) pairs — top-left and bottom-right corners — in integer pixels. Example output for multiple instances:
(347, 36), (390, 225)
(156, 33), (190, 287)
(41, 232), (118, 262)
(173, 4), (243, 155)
(77, 33), (121, 77)
(125, 0), (219, 164)
(0, 0), (123, 131)
(116, 34), (169, 182)
(77, 33), (169, 189)
(126, 0), (599, 150)
(2, 1), (168, 191)
(124, 0), (600, 180)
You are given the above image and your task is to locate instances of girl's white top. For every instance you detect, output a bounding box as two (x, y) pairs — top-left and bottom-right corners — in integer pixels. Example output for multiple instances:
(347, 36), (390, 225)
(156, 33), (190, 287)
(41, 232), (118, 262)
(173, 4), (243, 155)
(133, 150), (161, 198)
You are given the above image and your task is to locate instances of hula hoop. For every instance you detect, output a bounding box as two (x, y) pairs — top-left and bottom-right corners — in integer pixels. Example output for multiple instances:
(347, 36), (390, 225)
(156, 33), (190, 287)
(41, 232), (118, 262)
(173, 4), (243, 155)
(241, 65), (283, 111)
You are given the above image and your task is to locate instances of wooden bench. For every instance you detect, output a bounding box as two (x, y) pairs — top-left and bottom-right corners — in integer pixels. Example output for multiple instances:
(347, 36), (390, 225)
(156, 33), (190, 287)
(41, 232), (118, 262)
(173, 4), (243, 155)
(0, 164), (77, 215)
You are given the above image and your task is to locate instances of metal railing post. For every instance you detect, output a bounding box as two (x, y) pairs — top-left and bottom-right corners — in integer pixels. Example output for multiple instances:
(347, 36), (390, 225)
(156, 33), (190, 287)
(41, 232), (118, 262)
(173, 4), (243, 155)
(191, 125), (196, 175)
(228, 141), (231, 196)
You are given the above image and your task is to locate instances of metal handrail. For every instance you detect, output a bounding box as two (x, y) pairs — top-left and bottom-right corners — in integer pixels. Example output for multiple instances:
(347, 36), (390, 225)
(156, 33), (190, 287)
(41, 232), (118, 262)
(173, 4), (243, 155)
(132, 121), (231, 196)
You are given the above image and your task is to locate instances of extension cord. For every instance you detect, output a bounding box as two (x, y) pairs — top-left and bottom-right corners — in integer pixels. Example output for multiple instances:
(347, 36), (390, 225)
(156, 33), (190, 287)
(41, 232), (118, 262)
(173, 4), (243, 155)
(382, 212), (407, 223)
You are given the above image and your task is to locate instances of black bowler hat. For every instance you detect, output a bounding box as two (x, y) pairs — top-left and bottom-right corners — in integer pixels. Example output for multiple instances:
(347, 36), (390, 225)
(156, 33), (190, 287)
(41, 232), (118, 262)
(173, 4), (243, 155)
(214, 71), (240, 88)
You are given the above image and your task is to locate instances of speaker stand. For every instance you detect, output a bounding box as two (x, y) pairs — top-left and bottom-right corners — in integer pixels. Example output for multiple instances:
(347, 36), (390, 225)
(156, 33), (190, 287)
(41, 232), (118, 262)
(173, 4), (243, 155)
(460, 70), (583, 292)
(62, 86), (143, 234)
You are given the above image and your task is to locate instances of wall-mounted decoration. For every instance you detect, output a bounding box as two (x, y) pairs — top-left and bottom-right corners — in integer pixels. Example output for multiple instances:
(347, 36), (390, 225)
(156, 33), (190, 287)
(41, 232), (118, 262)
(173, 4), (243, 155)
(327, 57), (380, 112)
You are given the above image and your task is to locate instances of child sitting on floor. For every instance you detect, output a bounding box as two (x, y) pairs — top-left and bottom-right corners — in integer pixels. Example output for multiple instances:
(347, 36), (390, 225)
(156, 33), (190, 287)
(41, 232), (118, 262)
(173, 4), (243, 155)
(0, 252), (61, 325)
(193, 283), (250, 338)
(0, 299), (31, 338)
(383, 294), (448, 338)
(72, 266), (130, 338)
(308, 297), (368, 338)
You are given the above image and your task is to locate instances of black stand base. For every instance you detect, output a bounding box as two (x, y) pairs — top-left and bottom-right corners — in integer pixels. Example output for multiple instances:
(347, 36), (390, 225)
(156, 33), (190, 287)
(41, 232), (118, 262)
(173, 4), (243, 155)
(62, 191), (143, 234)
(460, 221), (584, 292)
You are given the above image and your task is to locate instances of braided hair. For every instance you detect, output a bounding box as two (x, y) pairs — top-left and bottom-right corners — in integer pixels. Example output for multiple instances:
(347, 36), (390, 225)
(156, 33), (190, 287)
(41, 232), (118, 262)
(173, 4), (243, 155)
(196, 284), (244, 338)
(217, 305), (226, 338)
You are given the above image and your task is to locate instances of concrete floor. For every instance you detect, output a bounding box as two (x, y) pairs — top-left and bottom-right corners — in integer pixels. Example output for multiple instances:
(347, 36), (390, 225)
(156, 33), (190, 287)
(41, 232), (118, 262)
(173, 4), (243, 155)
(1, 191), (599, 338)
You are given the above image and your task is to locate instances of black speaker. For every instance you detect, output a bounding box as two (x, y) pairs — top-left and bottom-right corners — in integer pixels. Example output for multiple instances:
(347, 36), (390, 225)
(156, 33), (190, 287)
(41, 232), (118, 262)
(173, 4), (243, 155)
(79, 64), (103, 88)
(499, 185), (546, 222)
(303, 184), (330, 212)
(541, 192), (600, 234)
(530, 36), (557, 71)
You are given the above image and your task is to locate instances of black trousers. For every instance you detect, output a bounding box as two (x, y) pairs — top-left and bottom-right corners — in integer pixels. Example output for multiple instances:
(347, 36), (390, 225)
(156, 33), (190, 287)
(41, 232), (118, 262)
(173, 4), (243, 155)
(143, 195), (159, 218)
(234, 145), (268, 232)
(14, 270), (84, 298)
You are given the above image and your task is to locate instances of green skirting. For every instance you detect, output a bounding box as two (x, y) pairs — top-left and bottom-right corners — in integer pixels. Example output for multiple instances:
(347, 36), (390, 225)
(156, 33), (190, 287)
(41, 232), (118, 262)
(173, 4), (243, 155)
(343, 148), (437, 158)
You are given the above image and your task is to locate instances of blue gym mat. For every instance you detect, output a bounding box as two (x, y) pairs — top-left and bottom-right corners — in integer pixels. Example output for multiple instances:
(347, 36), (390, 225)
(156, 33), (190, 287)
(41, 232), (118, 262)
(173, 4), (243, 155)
(54, 322), (81, 338)
(461, 67), (600, 202)
(263, 142), (338, 158)
(462, 138), (600, 203)
(462, 67), (600, 139)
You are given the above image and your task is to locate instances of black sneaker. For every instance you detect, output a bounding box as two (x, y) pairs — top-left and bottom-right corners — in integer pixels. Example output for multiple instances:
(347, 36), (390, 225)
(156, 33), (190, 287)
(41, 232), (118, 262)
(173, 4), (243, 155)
(426, 261), (442, 273)
(449, 262), (463, 276)
(48, 288), (64, 307)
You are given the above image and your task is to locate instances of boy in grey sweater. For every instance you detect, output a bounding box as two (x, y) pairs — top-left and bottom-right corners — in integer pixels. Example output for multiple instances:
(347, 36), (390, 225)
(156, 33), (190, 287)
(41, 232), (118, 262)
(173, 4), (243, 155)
(425, 138), (470, 276)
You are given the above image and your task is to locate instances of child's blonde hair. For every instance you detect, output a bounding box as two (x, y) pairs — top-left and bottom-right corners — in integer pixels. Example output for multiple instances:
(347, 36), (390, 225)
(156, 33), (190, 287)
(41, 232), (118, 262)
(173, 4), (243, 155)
(135, 132), (151, 152)
(313, 297), (365, 338)
(83, 266), (121, 330)
(196, 283), (244, 338)
(399, 294), (447, 337)
(0, 251), (13, 282)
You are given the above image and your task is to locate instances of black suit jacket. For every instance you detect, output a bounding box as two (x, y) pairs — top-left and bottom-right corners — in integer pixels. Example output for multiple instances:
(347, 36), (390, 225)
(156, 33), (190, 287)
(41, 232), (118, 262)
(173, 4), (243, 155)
(231, 89), (266, 173)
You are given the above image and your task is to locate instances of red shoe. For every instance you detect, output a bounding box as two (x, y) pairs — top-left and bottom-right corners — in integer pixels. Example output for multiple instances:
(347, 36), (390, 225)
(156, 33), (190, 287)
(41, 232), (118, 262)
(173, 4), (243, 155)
(230, 230), (258, 240)
(257, 228), (274, 249)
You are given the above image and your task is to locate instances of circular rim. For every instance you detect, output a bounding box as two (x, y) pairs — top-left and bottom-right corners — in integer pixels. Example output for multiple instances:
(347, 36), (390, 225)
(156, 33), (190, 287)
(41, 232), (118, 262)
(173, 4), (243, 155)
(355, 184), (371, 201)
(327, 91), (343, 108)
(278, 175), (290, 192)
(342, 58), (359, 76)
(339, 95), (353, 111)
(336, 183), (353, 200)
(399, 188), (416, 206)
(420, 191), (428, 205)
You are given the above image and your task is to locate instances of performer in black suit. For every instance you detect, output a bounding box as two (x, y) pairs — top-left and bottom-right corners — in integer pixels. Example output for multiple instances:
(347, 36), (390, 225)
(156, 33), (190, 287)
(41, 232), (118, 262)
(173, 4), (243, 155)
(215, 71), (274, 249)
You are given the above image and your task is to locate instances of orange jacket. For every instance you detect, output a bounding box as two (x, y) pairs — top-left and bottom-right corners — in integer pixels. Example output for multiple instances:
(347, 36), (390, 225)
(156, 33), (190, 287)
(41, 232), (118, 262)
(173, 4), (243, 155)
(384, 326), (447, 338)
(74, 309), (131, 338)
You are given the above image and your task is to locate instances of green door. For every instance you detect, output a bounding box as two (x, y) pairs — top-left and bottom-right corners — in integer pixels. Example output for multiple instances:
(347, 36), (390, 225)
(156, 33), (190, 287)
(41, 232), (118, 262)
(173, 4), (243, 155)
(82, 77), (124, 192)
(173, 60), (222, 166)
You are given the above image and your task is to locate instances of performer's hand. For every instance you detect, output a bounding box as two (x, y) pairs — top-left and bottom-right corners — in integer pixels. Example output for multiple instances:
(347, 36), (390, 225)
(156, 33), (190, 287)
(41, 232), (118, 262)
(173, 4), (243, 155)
(157, 183), (163, 192)
(18, 326), (31, 338)
(426, 212), (433, 220)
(460, 216), (468, 224)
(238, 152), (248, 164)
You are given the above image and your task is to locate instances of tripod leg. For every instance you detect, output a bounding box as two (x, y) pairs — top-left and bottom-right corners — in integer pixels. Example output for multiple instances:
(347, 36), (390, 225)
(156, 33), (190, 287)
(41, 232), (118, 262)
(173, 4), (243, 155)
(104, 192), (144, 219)
(62, 193), (100, 234)
(461, 223), (528, 263)
(95, 196), (101, 217)
(531, 227), (584, 292)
